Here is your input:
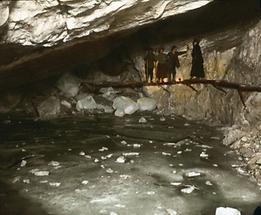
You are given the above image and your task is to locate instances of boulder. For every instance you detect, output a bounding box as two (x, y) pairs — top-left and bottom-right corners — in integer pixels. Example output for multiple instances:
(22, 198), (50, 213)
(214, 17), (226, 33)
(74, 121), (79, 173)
(215, 207), (241, 215)
(37, 96), (61, 119)
(137, 97), (157, 111)
(113, 96), (139, 115)
(57, 73), (81, 98)
(76, 95), (97, 111)
(0, 92), (22, 113)
(100, 87), (120, 101)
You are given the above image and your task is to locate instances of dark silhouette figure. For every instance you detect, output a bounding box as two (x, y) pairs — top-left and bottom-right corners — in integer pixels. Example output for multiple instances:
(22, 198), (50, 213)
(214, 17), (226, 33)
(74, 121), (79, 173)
(253, 206), (261, 215)
(144, 48), (156, 83)
(168, 45), (187, 82)
(190, 38), (205, 79)
(156, 47), (168, 83)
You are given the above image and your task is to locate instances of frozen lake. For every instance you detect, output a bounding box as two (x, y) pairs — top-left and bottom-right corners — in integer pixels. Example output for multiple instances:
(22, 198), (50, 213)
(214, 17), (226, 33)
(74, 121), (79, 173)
(0, 113), (260, 215)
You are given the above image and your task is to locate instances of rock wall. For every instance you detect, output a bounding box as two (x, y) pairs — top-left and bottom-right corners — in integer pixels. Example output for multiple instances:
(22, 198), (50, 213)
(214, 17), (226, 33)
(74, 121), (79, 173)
(139, 20), (261, 126)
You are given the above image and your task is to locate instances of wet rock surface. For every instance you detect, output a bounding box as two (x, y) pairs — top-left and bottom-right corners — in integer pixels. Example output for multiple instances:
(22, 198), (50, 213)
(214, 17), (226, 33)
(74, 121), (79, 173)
(0, 114), (260, 215)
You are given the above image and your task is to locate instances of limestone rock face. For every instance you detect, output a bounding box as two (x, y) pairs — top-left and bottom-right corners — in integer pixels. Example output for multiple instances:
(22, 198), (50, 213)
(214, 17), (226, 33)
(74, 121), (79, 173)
(0, 0), (212, 47)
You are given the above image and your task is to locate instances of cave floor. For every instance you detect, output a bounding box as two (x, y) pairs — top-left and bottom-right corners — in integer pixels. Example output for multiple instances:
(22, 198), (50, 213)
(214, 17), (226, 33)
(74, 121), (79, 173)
(0, 113), (260, 215)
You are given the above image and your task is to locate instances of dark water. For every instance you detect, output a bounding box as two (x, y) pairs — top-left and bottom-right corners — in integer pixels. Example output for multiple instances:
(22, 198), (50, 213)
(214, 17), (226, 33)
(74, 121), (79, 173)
(0, 113), (260, 215)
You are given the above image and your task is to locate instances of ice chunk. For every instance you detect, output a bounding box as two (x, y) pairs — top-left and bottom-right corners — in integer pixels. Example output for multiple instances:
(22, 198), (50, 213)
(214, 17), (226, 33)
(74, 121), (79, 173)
(110, 212), (118, 215)
(49, 182), (61, 187)
(113, 96), (139, 115)
(30, 169), (49, 176)
(205, 181), (213, 186)
(115, 156), (126, 163)
(162, 152), (171, 156)
(76, 95), (97, 111)
(215, 207), (241, 215)
(200, 151), (209, 158)
(133, 144), (141, 148)
(137, 97), (157, 111)
(99, 147), (109, 152)
(121, 140), (127, 145)
(170, 182), (182, 186)
(106, 168), (114, 174)
(23, 179), (30, 184)
(181, 185), (196, 194)
(138, 117), (147, 123)
(20, 160), (27, 167)
(81, 180), (89, 185)
(122, 152), (139, 156)
(160, 116), (166, 121)
(115, 109), (125, 117)
(79, 151), (86, 156)
(185, 172), (201, 177)
(166, 209), (177, 215)
(48, 161), (60, 167)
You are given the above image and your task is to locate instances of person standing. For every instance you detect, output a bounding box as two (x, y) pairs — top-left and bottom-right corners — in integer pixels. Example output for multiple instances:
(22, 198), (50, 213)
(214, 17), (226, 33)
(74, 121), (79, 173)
(168, 45), (188, 82)
(156, 47), (168, 83)
(190, 38), (205, 79)
(144, 48), (156, 83)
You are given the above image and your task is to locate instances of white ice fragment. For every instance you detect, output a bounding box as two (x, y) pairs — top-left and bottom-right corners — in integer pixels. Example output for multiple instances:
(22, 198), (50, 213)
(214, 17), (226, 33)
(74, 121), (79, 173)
(122, 152), (139, 156)
(115, 204), (126, 208)
(166, 209), (178, 215)
(49, 182), (61, 187)
(115, 156), (126, 163)
(177, 151), (182, 155)
(48, 161), (60, 167)
(84, 155), (92, 159)
(12, 176), (21, 183)
(81, 180), (89, 185)
(162, 152), (171, 156)
(120, 175), (131, 179)
(236, 167), (248, 175)
(164, 142), (176, 146)
(185, 172), (201, 177)
(149, 140), (153, 143)
(170, 182), (182, 186)
(39, 180), (48, 184)
(94, 158), (99, 163)
(160, 117), (166, 121)
(200, 151), (209, 158)
(213, 164), (219, 167)
(121, 140), (127, 145)
(20, 160), (27, 167)
(147, 191), (155, 195)
(133, 144), (141, 148)
(106, 168), (113, 174)
(105, 154), (113, 159)
(79, 151), (86, 156)
(178, 163), (184, 167)
(110, 212), (118, 215)
(181, 185), (196, 194)
(23, 179), (30, 184)
(138, 117), (147, 123)
(215, 207), (241, 215)
(99, 147), (108, 152)
(184, 123), (190, 126)
(31, 169), (49, 176)
(205, 181), (213, 186)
